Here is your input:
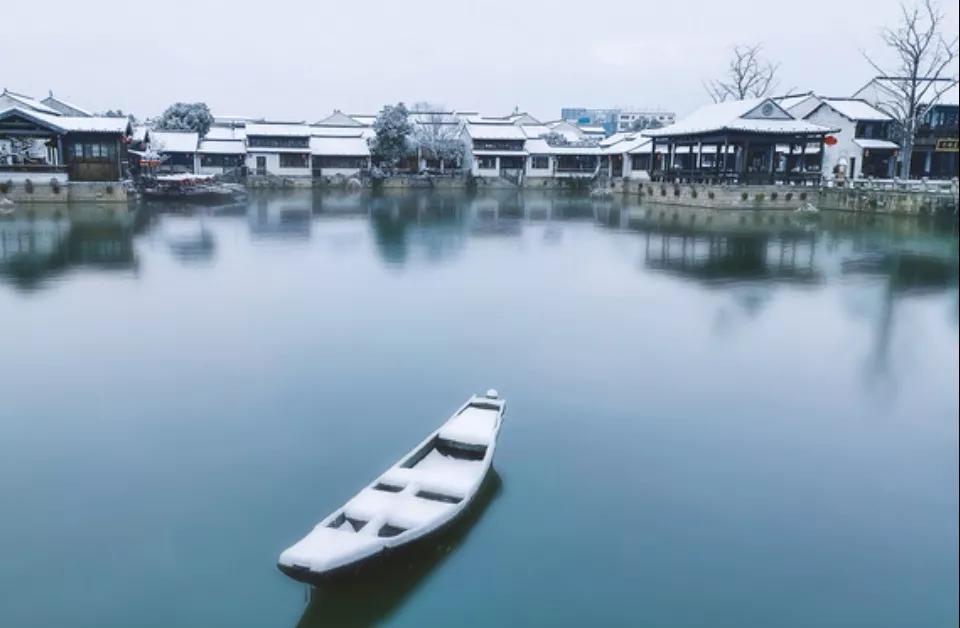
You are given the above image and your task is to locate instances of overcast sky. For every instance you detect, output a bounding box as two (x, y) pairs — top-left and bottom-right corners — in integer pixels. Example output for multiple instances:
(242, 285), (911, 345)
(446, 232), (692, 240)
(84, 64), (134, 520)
(2, 0), (957, 122)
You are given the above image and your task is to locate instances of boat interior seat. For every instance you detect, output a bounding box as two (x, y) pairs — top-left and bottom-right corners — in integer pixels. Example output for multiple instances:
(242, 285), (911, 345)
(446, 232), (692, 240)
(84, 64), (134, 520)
(380, 467), (473, 500)
(437, 406), (499, 447)
(388, 494), (454, 529)
(343, 485), (455, 533)
(344, 487), (398, 522)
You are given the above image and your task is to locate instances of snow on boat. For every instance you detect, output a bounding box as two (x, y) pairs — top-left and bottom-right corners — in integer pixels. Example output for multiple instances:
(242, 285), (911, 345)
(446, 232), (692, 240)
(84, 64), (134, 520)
(278, 390), (506, 583)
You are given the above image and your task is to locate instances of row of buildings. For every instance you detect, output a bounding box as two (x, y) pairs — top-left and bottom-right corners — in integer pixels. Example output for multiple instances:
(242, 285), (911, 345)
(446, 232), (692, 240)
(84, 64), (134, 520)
(2, 77), (957, 189)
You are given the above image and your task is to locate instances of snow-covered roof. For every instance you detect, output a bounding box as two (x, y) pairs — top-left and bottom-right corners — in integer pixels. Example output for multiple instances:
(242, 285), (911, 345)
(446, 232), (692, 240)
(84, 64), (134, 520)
(198, 139), (245, 154)
(545, 120), (587, 142)
(51, 115), (131, 133)
(409, 111), (460, 125)
(773, 92), (818, 110)
(519, 124), (552, 139)
(853, 138), (899, 150)
(246, 146), (310, 153)
(0, 106), (130, 134)
(40, 93), (92, 117)
(205, 125), (246, 140)
(308, 126), (366, 138)
(579, 125), (607, 135)
(854, 77), (959, 108)
(599, 132), (633, 147)
(310, 135), (370, 156)
(149, 130), (199, 153)
(472, 149), (529, 156)
(314, 111), (365, 127)
(524, 138), (603, 155)
(214, 115), (256, 125)
(347, 114), (377, 126)
(466, 123), (526, 140)
(245, 122), (311, 137)
(644, 98), (836, 138)
(815, 98), (892, 122)
(602, 135), (651, 154)
(131, 125), (150, 142)
(0, 90), (61, 116)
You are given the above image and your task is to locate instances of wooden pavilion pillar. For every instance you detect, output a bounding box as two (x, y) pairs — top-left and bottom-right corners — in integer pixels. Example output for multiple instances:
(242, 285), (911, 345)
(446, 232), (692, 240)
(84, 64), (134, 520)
(740, 138), (750, 183)
(816, 136), (825, 186)
(799, 140), (807, 186)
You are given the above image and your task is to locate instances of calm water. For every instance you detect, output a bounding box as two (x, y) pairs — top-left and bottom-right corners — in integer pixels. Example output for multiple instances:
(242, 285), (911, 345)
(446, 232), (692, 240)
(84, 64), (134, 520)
(1, 191), (957, 628)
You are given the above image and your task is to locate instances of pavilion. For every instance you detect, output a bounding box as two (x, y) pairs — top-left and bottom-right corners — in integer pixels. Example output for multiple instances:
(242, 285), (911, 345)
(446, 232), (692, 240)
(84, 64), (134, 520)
(644, 97), (838, 186)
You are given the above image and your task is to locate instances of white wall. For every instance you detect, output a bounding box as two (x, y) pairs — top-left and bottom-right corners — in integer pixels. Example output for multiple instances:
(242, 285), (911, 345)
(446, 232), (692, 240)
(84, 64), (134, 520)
(806, 106), (862, 178)
(245, 151), (311, 177)
(0, 170), (69, 184)
(525, 155), (554, 178)
(624, 153), (651, 180)
(471, 156), (500, 177)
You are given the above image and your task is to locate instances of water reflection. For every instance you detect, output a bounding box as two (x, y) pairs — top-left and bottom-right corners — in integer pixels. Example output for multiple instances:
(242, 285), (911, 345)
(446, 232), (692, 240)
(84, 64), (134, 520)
(249, 196), (313, 239)
(295, 471), (502, 628)
(0, 207), (137, 291)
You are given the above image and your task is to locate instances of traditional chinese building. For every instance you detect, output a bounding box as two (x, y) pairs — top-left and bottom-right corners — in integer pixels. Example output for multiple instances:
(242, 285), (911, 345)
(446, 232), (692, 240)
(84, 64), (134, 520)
(643, 97), (837, 185)
(1, 90), (131, 184)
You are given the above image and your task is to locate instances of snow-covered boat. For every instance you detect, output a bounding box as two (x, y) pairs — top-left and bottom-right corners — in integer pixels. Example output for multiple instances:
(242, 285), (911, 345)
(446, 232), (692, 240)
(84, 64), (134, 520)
(141, 174), (247, 203)
(278, 390), (506, 583)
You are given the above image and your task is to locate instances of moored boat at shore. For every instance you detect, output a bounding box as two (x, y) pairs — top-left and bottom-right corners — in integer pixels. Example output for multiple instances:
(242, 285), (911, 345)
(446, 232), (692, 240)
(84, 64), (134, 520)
(278, 390), (506, 583)
(141, 174), (247, 203)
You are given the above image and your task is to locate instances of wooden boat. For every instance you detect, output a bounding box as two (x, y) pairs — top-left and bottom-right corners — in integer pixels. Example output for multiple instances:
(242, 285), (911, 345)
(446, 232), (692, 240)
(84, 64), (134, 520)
(278, 390), (506, 583)
(141, 174), (247, 203)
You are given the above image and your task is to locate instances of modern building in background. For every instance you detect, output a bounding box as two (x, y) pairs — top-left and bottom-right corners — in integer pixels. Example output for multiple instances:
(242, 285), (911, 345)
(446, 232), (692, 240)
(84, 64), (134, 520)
(561, 107), (676, 135)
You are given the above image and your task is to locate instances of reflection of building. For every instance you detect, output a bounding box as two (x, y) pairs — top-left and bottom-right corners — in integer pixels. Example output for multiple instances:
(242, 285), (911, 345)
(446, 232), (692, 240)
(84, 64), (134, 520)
(632, 206), (821, 284)
(247, 196), (312, 238)
(0, 212), (137, 290)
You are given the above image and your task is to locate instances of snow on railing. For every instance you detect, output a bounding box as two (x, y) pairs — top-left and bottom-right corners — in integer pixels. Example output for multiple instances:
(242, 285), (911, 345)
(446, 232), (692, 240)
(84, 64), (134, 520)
(845, 178), (959, 194)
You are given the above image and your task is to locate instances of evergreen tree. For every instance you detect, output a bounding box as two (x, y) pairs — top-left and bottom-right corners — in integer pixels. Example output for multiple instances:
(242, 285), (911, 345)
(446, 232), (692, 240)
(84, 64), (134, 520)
(369, 103), (413, 169)
(156, 102), (214, 137)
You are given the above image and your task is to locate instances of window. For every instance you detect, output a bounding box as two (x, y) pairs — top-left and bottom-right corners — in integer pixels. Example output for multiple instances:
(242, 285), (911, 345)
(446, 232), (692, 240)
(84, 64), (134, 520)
(279, 153), (310, 168)
(68, 141), (116, 161)
(200, 154), (243, 167)
(531, 156), (549, 169)
(313, 156), (368, 169)
(248, 136), (308, 148)
(477, 156), (497, 169)
(555, 155), (598, 172)
(472, 140), (523, 151)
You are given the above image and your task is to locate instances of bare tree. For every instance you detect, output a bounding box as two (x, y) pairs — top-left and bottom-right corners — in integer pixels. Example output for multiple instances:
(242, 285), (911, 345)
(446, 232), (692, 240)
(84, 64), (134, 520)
(862, 0), (958, 178)
(703, 44), (780, 103)
(410, 102), (464, 172)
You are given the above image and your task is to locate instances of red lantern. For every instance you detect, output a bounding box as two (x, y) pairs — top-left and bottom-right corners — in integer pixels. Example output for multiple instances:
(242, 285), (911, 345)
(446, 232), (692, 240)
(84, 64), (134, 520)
(824, 136), (838, 146)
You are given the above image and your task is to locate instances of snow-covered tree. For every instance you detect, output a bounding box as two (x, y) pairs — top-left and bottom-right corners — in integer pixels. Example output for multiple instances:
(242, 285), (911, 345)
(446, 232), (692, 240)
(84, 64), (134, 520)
(629, 117), (664, 132)
(543, 132), (569, 146)
(410, 102), (464, 171)
(156, 102), (214, 137)
(369, 103), (414, 169)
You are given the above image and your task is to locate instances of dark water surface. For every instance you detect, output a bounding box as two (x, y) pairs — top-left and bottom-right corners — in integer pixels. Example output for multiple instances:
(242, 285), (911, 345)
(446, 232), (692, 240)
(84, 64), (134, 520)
(1, 191), (957, 628)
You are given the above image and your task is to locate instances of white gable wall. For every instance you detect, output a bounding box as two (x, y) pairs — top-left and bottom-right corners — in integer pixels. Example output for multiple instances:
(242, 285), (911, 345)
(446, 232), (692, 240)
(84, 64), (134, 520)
(805, 105), (861, 178)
